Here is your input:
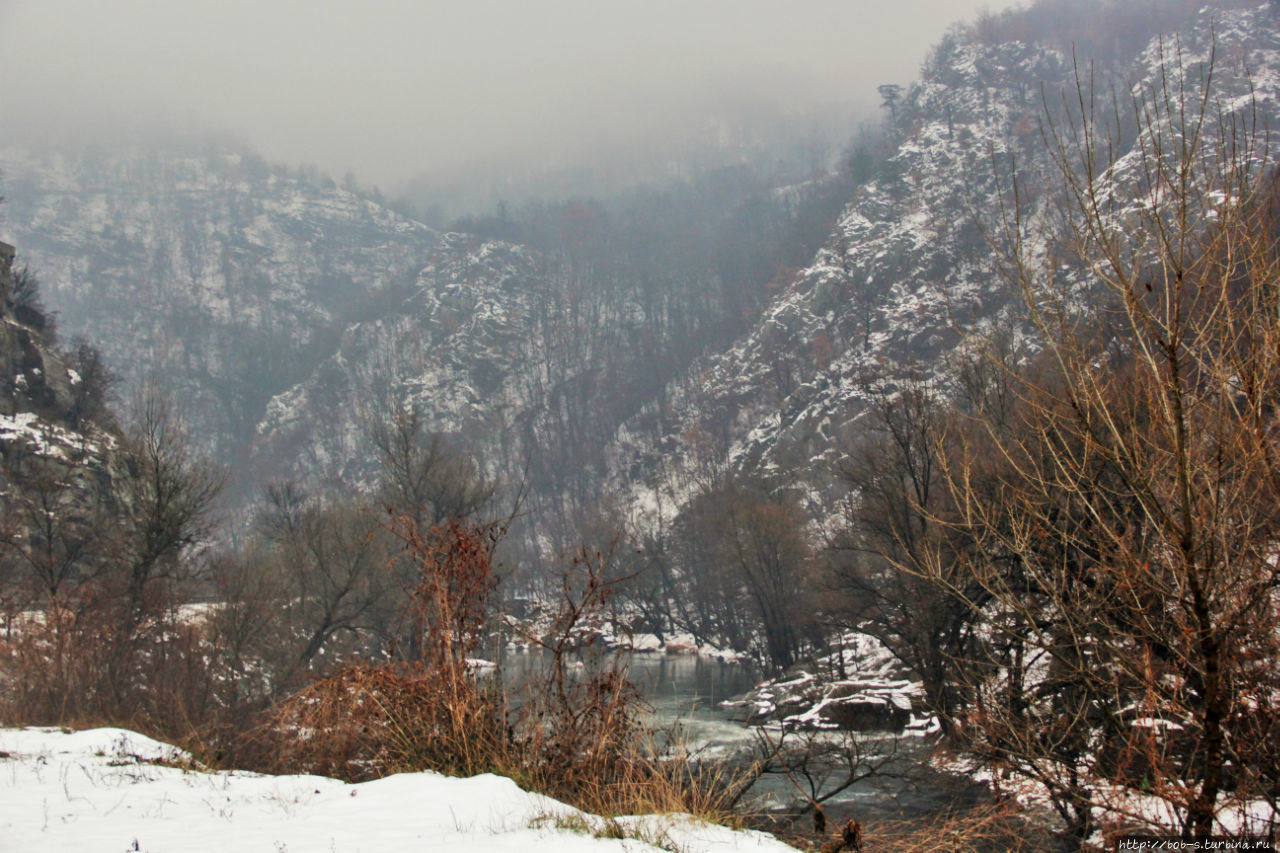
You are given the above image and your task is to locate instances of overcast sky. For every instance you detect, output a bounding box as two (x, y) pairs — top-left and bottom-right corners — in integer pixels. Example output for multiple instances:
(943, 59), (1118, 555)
(0, 0), (1013, 191)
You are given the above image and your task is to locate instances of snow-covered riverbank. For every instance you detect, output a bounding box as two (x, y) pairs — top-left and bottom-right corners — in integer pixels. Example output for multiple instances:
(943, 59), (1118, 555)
(0, 727), (793, 853)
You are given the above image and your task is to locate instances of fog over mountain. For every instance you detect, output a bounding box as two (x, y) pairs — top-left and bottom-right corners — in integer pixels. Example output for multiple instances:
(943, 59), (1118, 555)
(0, 0), (1011, 194)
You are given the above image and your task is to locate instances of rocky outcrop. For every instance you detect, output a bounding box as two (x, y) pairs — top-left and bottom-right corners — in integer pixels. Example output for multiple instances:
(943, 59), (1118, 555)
(719, 633), (937, 734)
(1, 241), (90, 425)
(249, 234), (542, 491)
(0, 238), (127, 544)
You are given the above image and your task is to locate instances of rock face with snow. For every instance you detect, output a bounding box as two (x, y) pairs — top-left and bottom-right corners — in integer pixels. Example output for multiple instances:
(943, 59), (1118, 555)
(250, 233), (546, 490)
(0, 237), (126, 533)
(1, 243), (78, 421)
(609, 2), (1280, 526)
(720, 634), (934, 733)
(0, 138), (438, 481)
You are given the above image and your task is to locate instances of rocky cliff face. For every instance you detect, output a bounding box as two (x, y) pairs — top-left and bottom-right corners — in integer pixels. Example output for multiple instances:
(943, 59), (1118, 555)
(1, 242), (79, 422)
(607, 2), (1280, 530)
(0, 238), (127, 547)
(0, 137), (437, 487)
(250, 234), (545, 491)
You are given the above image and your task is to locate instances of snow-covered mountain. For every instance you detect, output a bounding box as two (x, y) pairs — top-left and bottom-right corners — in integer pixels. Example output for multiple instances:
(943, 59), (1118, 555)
(0, 137), (437, 484)
(251, 234), (546, 490)
(608, 1), (1280, 529)
(3, 2), (1277, 549)
(0, 136), (748, 524)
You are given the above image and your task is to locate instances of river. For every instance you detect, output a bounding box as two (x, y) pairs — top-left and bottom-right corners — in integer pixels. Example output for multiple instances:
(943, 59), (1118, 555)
(501, 648), (988, 827)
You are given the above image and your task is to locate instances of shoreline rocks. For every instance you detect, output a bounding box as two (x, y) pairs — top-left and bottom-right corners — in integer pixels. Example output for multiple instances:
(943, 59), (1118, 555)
(719, 633), (939, 734)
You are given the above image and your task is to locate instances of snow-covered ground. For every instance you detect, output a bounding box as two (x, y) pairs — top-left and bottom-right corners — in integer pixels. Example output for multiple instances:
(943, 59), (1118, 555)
(935, 746), (1279, 844)
(0, 727), (793, 853)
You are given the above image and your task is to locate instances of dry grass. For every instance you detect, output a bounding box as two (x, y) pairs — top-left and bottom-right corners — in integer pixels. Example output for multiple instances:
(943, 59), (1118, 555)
(856, 801), (1052, 853)
(243, 661), (511, 780)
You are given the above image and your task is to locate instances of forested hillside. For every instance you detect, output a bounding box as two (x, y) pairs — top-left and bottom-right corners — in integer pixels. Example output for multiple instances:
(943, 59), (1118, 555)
(4, 0), (1276, 637)
(1, 130), (858, 546)
(0, 137), (437, 483)
(612, 0), (1280, 521)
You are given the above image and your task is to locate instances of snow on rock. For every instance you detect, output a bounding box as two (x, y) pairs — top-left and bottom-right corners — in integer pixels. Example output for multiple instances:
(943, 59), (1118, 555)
(253, 233), (540, 492)
(0, 410), (107, 459)
(720, 633), (933, 734)
(607, 3), (1280, 536)
(0, 726), (793, 853)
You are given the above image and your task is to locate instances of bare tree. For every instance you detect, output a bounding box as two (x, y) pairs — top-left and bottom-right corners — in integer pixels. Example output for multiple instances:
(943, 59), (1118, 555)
(254, 488), (394, 667)
(9, 264), (55, 338)
(65, 336), (118, 429)
(922, 49), (1280, 844)
(830, 370), (980, 720)
(676, 474), (815, 671)
(0, 456), (112, 607)
(371, 402), (498, 528)
(118, 385), (223, 623)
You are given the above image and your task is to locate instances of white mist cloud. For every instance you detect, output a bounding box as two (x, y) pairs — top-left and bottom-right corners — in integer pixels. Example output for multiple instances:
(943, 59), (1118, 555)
(0, 0), (1012, 189)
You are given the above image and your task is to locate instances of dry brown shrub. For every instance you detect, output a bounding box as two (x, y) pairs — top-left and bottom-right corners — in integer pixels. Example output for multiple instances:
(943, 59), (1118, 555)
(0, 591), (266, 748)
(0, 602), (114, 725)
(239, 522), (748, 823)
(252, 660), (512, 781)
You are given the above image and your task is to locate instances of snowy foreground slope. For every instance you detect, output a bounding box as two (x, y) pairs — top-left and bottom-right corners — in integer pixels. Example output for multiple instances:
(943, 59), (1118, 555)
(0, 727), (790, 853)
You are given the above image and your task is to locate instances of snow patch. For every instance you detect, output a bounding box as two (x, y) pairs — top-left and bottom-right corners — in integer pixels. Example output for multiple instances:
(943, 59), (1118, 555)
(0, 726), (793, 852)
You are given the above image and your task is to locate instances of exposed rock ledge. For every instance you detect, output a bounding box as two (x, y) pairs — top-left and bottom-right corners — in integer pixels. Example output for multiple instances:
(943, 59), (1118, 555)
(719, 633), (939, 734)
